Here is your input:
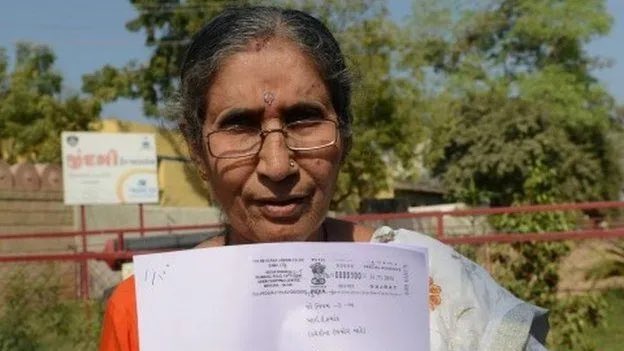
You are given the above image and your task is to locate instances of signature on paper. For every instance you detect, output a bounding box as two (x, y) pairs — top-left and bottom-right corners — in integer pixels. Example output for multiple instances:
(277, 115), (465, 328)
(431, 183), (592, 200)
(143, 263), (171, 286)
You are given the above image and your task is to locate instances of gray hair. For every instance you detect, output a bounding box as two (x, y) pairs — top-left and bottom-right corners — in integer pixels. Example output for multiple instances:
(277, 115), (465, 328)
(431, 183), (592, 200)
(175, 6), (353, 158)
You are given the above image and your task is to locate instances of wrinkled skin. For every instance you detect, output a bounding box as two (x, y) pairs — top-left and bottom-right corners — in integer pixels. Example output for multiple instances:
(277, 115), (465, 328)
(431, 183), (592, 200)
(196, 38), (345, 244)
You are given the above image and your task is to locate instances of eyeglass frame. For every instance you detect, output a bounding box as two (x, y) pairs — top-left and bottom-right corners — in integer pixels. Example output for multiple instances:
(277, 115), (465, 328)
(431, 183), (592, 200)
(204, 119), (340, 159)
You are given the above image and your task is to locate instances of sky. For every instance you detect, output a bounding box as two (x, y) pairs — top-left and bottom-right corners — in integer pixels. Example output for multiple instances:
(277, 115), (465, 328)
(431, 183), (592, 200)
(1, 0), (623, 125)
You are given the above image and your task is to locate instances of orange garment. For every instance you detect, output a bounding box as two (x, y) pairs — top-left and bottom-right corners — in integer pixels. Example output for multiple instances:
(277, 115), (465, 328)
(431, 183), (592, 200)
(99, 276), (139, 351)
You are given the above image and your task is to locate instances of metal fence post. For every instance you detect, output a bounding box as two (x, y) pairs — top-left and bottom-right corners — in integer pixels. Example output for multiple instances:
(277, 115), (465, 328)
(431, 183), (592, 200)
(139, 203), (145, 237)
(436, 212), (444, 239)
(80, 205), (89, 300)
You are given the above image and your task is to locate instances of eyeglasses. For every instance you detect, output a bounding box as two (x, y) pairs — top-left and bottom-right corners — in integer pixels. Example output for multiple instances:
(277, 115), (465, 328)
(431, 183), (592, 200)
(206, 119), (339, 159)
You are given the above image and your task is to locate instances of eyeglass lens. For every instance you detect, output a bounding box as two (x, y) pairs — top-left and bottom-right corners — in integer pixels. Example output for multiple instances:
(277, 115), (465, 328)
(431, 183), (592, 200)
(208, 120), (337, 158)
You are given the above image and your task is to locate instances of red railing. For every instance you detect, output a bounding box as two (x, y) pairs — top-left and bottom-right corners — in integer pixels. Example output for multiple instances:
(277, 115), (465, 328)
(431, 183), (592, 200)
(0, 203), (223, 299)
(1, 201), (624, 299)
(341, 200), (624, 244)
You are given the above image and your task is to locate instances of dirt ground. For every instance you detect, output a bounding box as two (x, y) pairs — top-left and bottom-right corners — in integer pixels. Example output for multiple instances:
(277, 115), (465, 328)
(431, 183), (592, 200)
(558, 239), (624, 293)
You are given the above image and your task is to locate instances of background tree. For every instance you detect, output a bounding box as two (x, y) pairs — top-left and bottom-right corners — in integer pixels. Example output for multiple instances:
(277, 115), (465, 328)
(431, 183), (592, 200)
(616, 104), (624, 127)
(82, 0), (424, 210)
(405, 0), (623, 206)
(402, 1), (622, 349)
(0, 43), (101, 163)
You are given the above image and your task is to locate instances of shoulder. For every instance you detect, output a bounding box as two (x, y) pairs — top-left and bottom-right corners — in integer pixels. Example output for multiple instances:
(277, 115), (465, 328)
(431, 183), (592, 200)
(371, 227), (549, 350)
(100, 276), (139, 351)
(104, 276), (138, 328)
(371, 227), (488, 278)
(108, 276), (136, 308)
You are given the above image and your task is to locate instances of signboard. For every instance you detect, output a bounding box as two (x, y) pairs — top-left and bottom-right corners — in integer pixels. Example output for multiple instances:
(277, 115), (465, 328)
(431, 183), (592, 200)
(61, 132), (159, 205)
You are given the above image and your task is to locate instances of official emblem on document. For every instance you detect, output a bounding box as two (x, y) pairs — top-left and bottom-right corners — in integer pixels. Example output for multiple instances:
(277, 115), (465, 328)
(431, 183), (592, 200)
(310, 262), (327, 285)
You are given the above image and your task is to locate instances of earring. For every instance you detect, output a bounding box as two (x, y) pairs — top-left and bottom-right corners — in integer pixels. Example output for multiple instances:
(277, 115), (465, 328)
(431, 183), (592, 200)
(289, 159), (296, 168)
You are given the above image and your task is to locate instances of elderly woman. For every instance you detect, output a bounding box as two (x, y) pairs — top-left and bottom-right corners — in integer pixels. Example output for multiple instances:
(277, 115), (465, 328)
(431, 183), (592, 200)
(100, 6), (548, 351)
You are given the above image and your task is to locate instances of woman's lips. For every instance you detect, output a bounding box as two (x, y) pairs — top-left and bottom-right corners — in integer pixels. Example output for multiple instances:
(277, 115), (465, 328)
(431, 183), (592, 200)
(254, 197), (307, 219)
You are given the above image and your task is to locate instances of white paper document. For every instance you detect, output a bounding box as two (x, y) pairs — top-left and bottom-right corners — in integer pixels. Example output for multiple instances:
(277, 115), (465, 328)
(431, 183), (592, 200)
(134, 242), (430, 351)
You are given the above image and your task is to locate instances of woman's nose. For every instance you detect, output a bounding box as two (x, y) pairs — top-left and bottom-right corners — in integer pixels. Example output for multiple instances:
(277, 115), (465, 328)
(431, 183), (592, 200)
(256, 131), (296, 182)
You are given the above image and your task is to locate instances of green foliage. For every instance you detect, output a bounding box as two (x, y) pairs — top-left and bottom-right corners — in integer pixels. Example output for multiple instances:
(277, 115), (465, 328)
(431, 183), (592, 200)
(0, 265), (103, 351)
(616, 105), (624, 127)
(407, 3), (620, 345)
(429, 71), (621, 206)
(489, 212), (572, 303)
(0, 43), (101, 163)
(483, 165), (606, 350)
(488, 239), (607, 351)
(549, 294), (607, 351)
(584, 289), (624, 351)
(83, 0), (424, 210)
(414, 4), (624, 346)
(411, 0), (623, 206)
(82, 0), (239, 116)
(303, 0), (423, 209)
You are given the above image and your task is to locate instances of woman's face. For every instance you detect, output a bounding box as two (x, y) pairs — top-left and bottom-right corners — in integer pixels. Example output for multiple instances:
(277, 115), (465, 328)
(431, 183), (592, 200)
(198, 38), (343, 243)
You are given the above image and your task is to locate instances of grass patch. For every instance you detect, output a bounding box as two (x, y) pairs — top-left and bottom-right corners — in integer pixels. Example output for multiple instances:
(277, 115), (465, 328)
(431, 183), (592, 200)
(0, 265), (103, 350)
(585, 289), (624, 350)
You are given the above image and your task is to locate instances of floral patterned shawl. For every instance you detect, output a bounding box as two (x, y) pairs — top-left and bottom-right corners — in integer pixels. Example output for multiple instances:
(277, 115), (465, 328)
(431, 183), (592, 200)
(371, 227), (549, 351)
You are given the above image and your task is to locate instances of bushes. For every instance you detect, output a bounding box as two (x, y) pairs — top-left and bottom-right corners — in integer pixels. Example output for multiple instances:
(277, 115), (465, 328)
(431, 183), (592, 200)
(0, 264), (103, 351)
(486, 210), (606, 351)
